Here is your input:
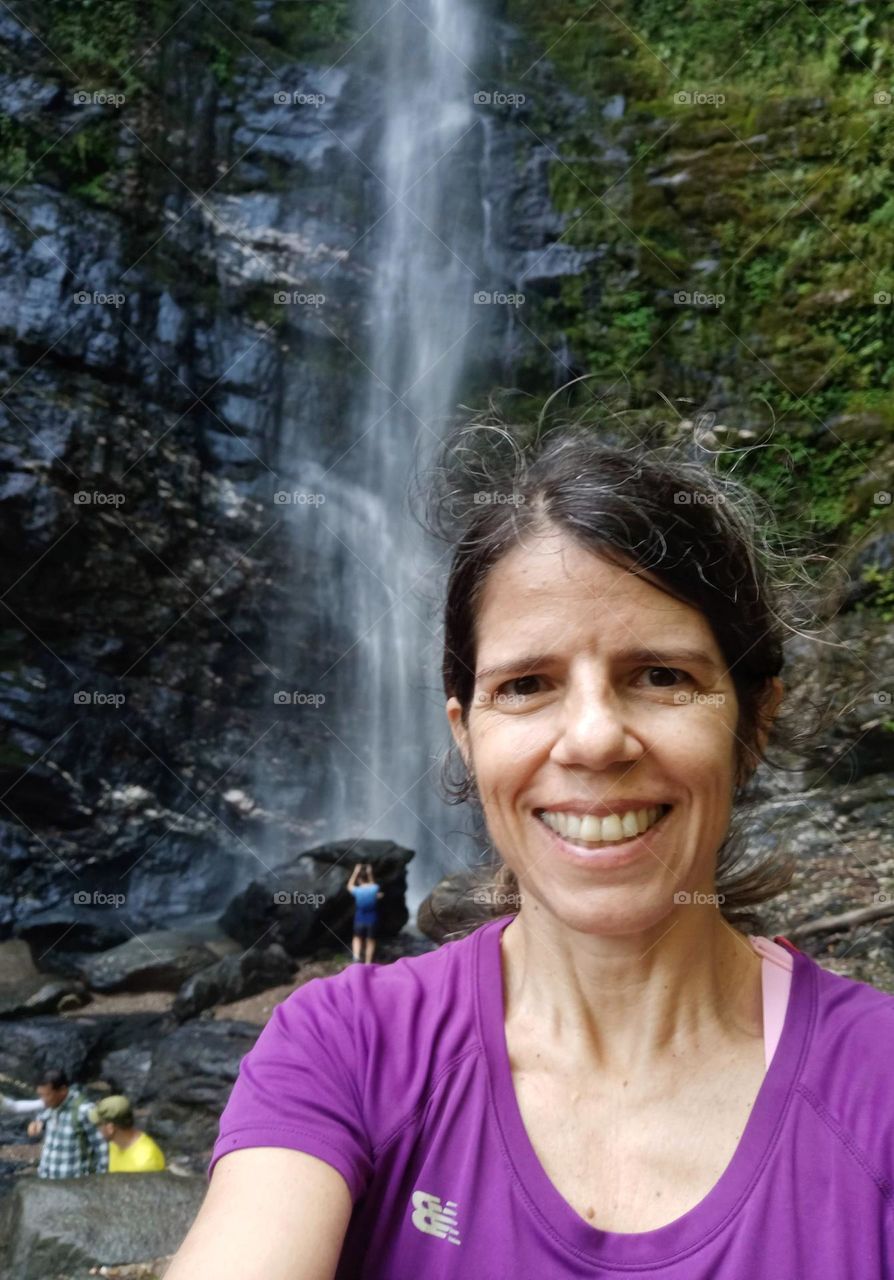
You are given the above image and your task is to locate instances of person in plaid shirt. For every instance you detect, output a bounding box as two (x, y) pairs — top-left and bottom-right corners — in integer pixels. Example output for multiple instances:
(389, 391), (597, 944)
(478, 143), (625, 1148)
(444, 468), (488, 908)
(26, 1068), (108, 1178)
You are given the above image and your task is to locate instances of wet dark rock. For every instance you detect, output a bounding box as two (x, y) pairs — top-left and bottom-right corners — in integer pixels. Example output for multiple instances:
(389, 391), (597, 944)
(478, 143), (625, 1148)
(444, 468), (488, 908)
(100, 1019), (263, 1154)
(0, 1016), (103, 1084)
(74, 930), (219, 993)
(0, 1172), (205, 1280)
(219, 838), (413, 956)
(172, 942), (294, 1021)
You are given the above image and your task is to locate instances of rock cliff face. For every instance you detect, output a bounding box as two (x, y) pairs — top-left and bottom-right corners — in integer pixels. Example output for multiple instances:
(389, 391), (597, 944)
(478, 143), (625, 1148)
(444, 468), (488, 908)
(1, 0), (893, 984)
(0, 0), (594, 946)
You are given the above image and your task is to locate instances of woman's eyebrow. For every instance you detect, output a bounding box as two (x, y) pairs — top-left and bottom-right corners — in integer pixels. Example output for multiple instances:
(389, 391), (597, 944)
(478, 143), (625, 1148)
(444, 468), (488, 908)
(475, 646), (718, 682)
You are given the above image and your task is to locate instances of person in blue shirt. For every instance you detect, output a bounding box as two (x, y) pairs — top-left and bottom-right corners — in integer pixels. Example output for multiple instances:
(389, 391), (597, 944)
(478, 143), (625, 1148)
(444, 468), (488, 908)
(346, 862), (383, 963)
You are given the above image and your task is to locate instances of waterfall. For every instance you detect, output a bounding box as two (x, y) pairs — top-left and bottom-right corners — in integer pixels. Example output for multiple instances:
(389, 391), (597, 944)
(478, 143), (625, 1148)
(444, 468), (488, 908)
(269, 0), (488, 910)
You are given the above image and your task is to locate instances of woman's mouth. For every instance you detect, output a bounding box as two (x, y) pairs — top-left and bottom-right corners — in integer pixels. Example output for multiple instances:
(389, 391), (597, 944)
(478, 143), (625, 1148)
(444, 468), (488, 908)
(532, 803), (673, 865)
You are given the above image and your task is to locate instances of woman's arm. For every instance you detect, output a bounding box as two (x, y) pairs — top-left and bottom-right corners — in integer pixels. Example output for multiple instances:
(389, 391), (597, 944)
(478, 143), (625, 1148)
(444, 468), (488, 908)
(165, 1147), (353, 1280)
(346, 865), (361, 889)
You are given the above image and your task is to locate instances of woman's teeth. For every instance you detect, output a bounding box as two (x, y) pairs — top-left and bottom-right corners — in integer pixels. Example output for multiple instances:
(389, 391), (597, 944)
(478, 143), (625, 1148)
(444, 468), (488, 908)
(537, 805), (667, 848)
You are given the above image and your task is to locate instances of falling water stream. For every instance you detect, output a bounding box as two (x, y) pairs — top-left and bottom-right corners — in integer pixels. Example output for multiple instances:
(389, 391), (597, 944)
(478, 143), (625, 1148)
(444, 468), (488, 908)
(271, 0), (490, 911)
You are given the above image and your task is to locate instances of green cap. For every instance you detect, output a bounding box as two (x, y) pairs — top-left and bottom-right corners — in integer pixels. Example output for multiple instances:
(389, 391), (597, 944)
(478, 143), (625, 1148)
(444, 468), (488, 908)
(88, 1095), (132, 1125)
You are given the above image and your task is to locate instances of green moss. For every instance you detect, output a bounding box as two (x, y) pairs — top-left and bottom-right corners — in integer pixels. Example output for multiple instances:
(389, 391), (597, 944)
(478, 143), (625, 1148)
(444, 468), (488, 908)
(501, 0), (894, 575)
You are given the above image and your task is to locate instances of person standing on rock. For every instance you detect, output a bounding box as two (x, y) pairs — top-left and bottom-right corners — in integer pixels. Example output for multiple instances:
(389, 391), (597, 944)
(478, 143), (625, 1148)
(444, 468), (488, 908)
(26, 1068), (108, 1178)
(89, 1094), (166, 1172)
(346, 863), (383, 964)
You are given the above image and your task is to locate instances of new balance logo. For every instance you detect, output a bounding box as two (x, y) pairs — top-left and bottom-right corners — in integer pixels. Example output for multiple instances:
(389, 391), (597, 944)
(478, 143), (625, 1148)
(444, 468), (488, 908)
(410, 1189), (461, 1245)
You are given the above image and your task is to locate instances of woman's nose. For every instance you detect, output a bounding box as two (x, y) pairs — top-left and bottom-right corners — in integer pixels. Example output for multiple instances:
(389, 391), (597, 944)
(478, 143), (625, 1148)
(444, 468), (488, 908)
(549, 682), (640, 768)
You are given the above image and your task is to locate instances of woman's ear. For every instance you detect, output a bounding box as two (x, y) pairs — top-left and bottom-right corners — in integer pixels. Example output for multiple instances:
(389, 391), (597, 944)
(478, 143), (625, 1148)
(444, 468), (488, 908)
(446, 695), (471, 771)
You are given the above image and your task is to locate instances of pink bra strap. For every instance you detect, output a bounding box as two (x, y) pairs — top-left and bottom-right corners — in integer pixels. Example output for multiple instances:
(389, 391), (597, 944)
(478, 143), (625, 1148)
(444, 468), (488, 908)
(748, 935), (793, 1071)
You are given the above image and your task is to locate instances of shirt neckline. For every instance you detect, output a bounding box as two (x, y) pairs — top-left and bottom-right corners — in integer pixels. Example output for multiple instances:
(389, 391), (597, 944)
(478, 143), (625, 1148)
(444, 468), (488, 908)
(475, 913), (816, 1268)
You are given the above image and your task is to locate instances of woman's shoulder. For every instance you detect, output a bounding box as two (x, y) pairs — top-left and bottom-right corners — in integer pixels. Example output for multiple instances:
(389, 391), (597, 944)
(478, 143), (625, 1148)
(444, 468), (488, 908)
(798, 951), (894, 1178)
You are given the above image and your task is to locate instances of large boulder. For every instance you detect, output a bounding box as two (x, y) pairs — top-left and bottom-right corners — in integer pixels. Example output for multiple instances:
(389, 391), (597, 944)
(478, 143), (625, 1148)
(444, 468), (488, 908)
(12, 905), (134, 956)
(0, 939), (87, 1017)
(0, 1171), (205, 1279)
(100, 1019), (262, 1154)
(172, 943), (294, 1021)
(0, 1015), (104, 1085)
(219, 838), (413, 956)
(75, 930), (219, 993)
(416, 869), (513, 942)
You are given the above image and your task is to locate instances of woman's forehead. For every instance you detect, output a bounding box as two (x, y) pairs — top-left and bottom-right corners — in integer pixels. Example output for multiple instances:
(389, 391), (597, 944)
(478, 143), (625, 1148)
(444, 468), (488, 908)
(473, 540), (720, 664)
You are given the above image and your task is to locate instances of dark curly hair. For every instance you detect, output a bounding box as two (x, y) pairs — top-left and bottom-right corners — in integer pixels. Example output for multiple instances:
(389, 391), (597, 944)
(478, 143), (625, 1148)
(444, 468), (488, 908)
(418, 400), (844, 937)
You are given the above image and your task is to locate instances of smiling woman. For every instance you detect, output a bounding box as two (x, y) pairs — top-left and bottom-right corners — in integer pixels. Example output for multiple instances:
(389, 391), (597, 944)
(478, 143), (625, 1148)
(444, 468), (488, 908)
(430, 417), (828, 934)
(166, 412), (894, 1280)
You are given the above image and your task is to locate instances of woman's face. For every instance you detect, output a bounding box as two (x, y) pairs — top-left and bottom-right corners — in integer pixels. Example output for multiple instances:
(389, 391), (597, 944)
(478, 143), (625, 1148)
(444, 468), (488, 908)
(447, 529), (781, 935)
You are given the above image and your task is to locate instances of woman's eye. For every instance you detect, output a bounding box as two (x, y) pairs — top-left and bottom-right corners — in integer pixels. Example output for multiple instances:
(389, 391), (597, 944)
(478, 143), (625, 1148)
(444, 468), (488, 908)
(643, 666), (691, 687)
(490, 668), (692, 702)
(495, 675), (543, 699)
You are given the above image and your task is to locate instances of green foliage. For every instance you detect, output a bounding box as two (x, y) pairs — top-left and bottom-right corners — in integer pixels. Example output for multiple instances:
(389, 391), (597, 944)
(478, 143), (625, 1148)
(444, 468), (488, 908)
(854, 563), (894, 622)
(504, 0), (894, 582)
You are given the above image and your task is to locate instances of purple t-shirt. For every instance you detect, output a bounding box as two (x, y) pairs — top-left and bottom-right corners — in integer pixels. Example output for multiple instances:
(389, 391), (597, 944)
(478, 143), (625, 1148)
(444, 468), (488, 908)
(209, 913), (894, 1277)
